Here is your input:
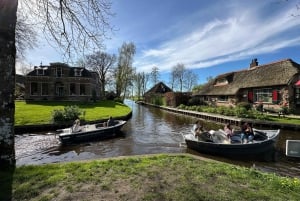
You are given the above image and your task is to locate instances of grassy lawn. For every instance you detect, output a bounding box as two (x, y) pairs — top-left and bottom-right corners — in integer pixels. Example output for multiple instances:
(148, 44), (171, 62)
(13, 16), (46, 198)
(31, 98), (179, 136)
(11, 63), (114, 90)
(267, 116), (300, 124)
(1, 154), (299, 201)
(15, 100), (131, 126)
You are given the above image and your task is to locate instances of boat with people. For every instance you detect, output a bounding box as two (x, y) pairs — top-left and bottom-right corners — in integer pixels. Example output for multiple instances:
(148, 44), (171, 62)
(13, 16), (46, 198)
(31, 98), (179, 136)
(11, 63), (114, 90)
(182, 128), (281, 161)
(57, 119), (127, 144)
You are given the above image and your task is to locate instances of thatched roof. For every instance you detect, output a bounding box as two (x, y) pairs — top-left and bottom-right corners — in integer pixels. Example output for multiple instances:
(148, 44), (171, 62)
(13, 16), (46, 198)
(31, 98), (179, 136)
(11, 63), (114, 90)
(198, 59), (300, 96)
(144, 82), (172, 95)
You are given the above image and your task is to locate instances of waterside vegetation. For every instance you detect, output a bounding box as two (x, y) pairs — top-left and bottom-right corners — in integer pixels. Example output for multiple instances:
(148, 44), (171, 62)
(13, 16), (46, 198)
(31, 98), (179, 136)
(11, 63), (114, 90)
(1, 154), (299, 201)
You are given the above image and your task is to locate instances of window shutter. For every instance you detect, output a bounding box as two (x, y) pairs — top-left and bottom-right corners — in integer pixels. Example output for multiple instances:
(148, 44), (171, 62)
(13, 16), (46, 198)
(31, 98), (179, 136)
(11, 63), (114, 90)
(272, 90), (278, 103)
(248, 91), (253, 102)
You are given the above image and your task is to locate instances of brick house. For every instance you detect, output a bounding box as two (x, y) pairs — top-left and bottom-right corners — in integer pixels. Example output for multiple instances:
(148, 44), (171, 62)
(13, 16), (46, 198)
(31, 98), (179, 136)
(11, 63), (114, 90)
(25, 62), (100, 101)
(195, 59), (300, 114)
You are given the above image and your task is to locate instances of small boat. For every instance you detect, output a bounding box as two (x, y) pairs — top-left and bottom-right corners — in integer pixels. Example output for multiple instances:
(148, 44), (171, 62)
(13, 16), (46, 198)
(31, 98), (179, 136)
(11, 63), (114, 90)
(182, 128), (280, 161)
(57, 120), (127, 144)
(286, 140), (300, 158)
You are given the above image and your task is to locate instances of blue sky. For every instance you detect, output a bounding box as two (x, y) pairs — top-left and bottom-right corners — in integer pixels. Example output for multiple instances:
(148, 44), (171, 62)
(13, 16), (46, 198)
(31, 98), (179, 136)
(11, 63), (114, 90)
(23, 0), (300, 85)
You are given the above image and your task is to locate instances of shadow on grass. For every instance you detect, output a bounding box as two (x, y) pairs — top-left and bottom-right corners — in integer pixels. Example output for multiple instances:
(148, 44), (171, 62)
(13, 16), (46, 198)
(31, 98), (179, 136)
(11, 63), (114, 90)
(23, 100), (123, 108)
(0, 165), (15, 201)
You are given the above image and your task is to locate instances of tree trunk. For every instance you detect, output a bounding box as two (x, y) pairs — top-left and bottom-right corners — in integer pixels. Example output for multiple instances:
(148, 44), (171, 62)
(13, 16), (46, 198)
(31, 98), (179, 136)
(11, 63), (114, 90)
(0, 0), (18, 167)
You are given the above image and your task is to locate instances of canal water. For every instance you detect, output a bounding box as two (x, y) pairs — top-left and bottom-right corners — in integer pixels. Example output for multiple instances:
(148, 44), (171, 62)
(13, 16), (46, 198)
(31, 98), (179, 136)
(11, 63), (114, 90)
(16, 100), (300, 178)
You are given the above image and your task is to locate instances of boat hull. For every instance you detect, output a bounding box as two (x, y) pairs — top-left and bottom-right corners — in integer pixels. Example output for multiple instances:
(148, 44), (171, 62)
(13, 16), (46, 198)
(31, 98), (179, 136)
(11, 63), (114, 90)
(58, 120), (126, 144)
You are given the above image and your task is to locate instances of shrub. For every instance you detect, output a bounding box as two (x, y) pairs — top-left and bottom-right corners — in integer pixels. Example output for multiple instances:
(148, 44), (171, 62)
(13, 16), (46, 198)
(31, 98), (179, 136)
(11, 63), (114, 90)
(52, 109), (65, 123)
(236, 102), (252, 110)
(234, 107), (248, 118)
(114, 97), (124, 103)
(52, 105), (84, 124)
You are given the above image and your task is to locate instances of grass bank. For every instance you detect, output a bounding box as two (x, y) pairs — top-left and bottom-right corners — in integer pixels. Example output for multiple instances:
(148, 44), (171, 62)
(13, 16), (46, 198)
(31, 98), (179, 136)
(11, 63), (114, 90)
(1, 154), (299, 201)
(15, 100), (131, 126)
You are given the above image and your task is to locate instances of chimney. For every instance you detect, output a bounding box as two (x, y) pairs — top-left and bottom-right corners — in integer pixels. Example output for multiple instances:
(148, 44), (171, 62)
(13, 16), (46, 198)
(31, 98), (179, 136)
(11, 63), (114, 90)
(250, 58), (258, 68)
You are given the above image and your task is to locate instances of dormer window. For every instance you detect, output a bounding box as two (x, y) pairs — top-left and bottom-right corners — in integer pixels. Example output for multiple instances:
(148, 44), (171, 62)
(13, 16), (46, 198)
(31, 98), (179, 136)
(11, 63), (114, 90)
(215, 78), (228, 86)
(56, 67), (63, 77)
(35, 67), (47, 76)
(74, 68), (83, 77)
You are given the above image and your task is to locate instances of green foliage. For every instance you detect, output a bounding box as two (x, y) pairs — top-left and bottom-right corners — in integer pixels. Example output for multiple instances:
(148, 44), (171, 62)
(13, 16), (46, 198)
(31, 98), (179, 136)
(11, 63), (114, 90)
(236, 102), (252, 110)
(52, 105), (83, 123)
(234, 106), (248, 118)
(187, 96), (207, 106)
(114, 97), (124, 103)
(176, 103), (270, 120)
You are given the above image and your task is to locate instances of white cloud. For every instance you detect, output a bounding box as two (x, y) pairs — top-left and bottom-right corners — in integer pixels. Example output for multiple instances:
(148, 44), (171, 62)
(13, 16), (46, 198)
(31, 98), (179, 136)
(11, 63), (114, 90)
(135, 1), (300, 73)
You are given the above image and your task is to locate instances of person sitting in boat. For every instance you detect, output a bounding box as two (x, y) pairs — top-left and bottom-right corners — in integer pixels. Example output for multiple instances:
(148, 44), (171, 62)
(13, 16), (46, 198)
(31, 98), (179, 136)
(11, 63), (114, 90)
(241, 122), (254, 143)
(193, 120), (212, 142)
(193, 120), (203, 136)
(107, 116), (115, 127)
(72, 118), (81, 132)
(224, 123), (233, 139)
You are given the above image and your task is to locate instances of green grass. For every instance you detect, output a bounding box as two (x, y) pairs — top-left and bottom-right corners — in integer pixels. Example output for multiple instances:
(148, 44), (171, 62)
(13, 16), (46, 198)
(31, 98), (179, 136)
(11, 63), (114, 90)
(15, 100), (131, 126)
(267, 116), (300, 124)
(1, 154), (299, 201)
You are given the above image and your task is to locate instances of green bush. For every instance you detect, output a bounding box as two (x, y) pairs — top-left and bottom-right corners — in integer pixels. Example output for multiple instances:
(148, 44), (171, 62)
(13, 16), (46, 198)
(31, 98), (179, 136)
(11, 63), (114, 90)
(52, 105), (83, 123)
(52, 109), (65, 123)
(236, 102), (252, 110)
(234, 107), (248, 118)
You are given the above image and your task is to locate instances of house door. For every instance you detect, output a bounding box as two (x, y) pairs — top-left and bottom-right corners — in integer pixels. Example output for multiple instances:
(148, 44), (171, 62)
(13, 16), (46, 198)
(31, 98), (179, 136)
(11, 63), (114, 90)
(57, 86), (64, 96)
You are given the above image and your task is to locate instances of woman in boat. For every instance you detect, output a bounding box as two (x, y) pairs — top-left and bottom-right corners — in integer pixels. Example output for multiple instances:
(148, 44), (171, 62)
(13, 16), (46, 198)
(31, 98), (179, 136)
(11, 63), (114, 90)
(241, 122), (254, 143)
(224, 123), (233, 139)
(193, 120), (203, 136)
(72, 118), (81, 132)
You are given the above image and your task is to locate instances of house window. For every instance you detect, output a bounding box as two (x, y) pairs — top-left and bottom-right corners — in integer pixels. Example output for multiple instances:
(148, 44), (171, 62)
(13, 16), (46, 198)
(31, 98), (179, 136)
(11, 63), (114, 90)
(36, 68), (44, 76)
(80, 84), (86, 95)
(30, 82), (38, 95)
(254, 88), (273, 103)
(218, 95), (228, 101)
(74, 69), (83, 77)
(41, 83), (48, 95)
(70, 83), (76, 95)
(56, 67), (62, 77)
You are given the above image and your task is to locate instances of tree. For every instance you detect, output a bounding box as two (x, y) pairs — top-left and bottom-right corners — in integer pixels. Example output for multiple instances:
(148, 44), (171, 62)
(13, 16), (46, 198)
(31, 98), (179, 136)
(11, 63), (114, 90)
(16, 10), (37, 58)
(141, 72), (150, 97)
(19, 0), (113, 59)
(133, 72), (149, 100)
(172, 63), (186, 92)
(86, 51), (116, 99)
(150, 66), (159, 85)
(0, 0), (18, 167)
(115, 42), (136, 100)
(0, 0), (113, 166)
(169, 70), (176, 91)
(184, 70), (198, 92)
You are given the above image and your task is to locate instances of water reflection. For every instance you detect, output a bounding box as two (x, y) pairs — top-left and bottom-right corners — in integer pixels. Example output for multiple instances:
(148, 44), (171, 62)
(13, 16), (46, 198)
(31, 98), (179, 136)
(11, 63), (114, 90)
(16, 100), (300, 178)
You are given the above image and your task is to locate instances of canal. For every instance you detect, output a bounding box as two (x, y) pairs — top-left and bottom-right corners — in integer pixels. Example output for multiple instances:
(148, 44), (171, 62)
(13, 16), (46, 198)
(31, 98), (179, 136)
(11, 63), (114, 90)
(16, 100), (300, 178)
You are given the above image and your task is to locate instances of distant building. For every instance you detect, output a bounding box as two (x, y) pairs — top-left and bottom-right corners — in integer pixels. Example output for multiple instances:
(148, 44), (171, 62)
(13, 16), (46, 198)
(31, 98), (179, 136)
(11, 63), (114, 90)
(144, 82), (173, 104)
(24, 62), (100, 101)
(195, 58), (300, 114)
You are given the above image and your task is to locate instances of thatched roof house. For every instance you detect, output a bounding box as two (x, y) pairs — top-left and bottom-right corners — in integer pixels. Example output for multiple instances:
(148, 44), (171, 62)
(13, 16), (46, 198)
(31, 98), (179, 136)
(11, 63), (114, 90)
(144, 82), (172, 95)
(196, 58), (300, 113)
(144, 82), (173, 105)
